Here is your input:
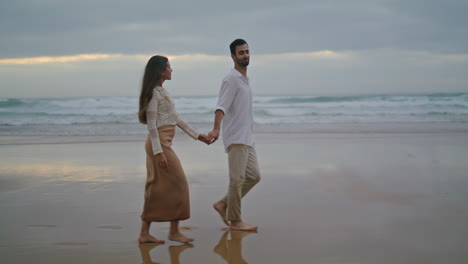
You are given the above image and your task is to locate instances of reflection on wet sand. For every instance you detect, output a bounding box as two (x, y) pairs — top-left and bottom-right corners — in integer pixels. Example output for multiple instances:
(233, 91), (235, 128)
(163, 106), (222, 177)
(139, 243), (193, 264)
(139, 243), (162, 264)
(214, 230), (257, 264)
(1, 164), (114, 183)
(169, 244), (194, 264)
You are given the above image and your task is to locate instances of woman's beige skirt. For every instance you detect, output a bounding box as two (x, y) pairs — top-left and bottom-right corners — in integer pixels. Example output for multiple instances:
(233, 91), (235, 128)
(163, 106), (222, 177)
(141, 125), (190, 222)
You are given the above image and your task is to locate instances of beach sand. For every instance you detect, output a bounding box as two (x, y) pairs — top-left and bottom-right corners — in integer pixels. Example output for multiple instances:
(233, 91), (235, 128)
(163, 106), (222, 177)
(1, 123), (468, 263)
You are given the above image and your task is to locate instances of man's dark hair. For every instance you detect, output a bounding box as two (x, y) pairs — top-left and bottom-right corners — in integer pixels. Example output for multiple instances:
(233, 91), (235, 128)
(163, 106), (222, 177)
(230, 39), (248, 55)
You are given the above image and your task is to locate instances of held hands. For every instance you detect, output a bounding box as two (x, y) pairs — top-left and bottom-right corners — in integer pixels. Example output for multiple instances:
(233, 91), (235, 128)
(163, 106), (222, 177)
(198, 134), (212, 145)
(208, 129), (219, 144)
(198, 129), (219, 145)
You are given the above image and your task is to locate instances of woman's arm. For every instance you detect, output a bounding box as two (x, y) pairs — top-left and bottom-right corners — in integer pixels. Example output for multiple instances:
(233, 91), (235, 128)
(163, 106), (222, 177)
(175, 112), (200, 140)
(147, 96), (168, 167)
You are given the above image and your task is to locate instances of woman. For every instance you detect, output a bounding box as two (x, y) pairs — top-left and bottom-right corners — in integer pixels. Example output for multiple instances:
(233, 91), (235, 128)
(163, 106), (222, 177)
(138, 55), (210, 244)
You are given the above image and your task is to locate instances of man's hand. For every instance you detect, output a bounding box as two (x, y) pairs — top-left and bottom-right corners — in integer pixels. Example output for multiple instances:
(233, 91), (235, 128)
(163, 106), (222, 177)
(208, 110), (223, 145)
(208, 129), (220, 144)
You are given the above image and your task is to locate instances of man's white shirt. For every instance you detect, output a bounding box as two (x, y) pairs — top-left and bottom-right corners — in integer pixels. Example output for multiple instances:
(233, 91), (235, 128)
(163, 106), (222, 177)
(215, 68), (254, 152)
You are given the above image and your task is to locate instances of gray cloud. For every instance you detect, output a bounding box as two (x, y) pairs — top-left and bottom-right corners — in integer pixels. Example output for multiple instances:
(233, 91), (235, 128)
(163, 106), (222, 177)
(1, 0), (467, 58)
(1, 1), (467, 98)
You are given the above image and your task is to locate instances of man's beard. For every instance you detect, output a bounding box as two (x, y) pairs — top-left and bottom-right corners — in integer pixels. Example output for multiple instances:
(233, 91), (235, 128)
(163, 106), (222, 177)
(237, 58), (249, 67)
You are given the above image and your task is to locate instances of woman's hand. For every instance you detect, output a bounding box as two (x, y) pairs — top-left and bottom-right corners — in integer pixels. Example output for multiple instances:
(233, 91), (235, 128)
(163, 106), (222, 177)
(156, 152), (168, 168)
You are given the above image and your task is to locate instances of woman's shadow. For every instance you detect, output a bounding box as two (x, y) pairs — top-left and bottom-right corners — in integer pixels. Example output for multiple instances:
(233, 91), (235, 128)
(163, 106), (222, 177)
(139, 243), (194, 264)
(213, 229), (257, 264)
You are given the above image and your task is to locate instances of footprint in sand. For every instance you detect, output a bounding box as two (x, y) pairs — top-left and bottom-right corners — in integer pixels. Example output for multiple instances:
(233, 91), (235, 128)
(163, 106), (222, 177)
(161, 225), (198, 231)
(25, 225), (57, 229)
(97, 225), (124, 230)
(54, 242), (88, 246)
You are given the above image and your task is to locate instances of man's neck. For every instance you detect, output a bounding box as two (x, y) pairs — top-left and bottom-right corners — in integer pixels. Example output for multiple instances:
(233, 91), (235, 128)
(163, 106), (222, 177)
(235, 65), (248, 77)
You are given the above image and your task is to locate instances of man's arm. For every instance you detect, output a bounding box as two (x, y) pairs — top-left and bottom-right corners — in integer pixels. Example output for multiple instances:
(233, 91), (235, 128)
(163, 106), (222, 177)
(208, 110), (224, 144)
(209, 78), (237, 144)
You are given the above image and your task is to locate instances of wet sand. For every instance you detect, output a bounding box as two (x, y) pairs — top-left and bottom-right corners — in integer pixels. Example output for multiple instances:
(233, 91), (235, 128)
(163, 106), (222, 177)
(1, 123), (468, 263)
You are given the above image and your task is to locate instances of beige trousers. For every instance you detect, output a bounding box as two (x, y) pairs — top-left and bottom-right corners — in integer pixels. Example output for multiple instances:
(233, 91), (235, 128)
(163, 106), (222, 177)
(221, 144), (261, 221)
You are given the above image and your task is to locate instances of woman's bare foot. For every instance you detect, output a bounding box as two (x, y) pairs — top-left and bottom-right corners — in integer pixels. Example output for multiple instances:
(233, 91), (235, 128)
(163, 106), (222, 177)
(168, 232), (194, 243)
(213, 201), (229, 226)
(229, 220), (258, 231)
(138, 233), (165, 244)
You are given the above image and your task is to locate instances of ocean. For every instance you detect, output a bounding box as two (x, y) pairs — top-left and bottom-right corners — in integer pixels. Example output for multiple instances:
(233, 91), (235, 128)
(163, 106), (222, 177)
(1, 93), (468, 136)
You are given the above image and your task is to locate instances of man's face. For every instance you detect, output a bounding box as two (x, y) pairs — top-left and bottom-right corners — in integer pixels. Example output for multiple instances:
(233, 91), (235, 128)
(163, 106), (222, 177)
(232, 44), (249, 67)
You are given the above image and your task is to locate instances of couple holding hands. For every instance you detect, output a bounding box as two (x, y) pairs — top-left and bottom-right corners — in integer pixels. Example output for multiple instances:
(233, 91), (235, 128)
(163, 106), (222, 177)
(137, 39), (261, 244)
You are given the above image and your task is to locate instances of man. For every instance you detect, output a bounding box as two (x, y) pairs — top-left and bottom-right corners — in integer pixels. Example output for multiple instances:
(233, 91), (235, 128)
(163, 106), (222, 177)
(209, 39), (261, 231)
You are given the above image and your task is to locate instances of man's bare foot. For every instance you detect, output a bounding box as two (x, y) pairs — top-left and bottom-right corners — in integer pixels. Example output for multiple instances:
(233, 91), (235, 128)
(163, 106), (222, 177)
(138, 233), (165, 244)
(168, 232), (194, 243)
(213, 201), (229, 226)
(229, 221), (258, 231)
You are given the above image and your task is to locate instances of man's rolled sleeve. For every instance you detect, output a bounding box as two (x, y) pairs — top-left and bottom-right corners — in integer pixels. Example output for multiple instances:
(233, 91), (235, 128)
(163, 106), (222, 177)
(215, 106), (226, 115)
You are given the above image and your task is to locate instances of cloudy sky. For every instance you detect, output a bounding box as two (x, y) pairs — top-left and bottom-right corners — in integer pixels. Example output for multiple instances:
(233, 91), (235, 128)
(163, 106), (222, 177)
(1, 0), (467, 98)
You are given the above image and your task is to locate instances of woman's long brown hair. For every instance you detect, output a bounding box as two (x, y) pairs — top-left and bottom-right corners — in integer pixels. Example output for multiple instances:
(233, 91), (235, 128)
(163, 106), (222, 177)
(138, 55), (168, 124)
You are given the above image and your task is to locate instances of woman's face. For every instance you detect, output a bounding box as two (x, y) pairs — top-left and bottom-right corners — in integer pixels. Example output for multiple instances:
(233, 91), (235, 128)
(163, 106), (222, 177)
(161, 61), (172, 81)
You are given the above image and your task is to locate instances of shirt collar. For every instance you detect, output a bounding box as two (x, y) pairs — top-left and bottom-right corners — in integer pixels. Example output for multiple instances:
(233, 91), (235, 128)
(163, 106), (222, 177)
(231, 68), (243, 77)
(231, 68), (249, 83)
